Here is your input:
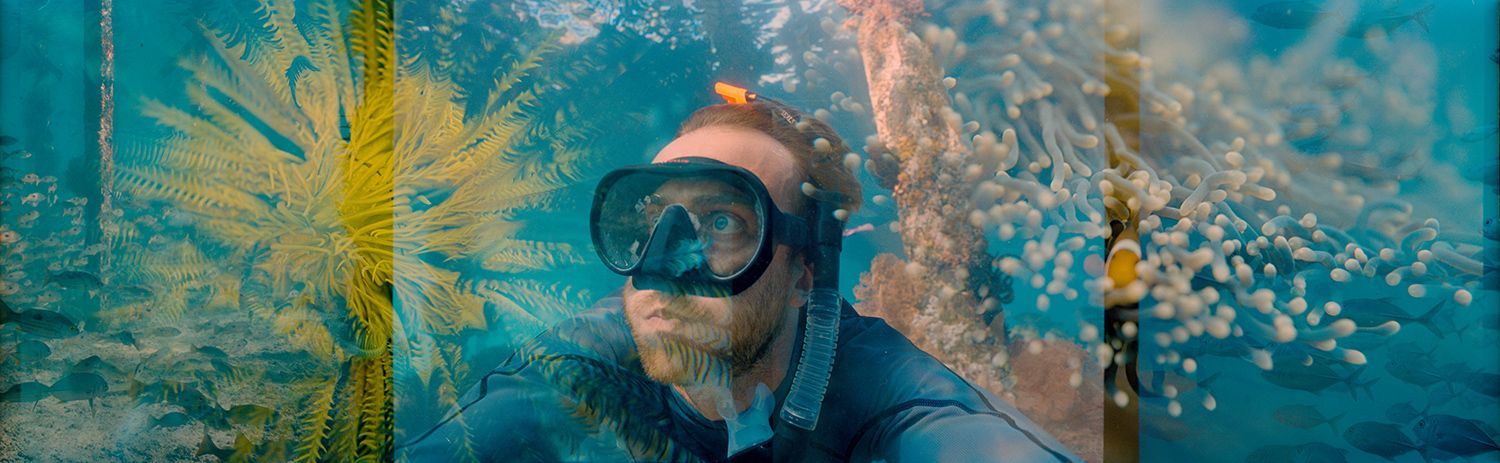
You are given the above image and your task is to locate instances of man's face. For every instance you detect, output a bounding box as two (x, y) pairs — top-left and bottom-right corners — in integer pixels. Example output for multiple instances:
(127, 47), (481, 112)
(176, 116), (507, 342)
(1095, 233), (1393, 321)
(623, 126), (808, 386)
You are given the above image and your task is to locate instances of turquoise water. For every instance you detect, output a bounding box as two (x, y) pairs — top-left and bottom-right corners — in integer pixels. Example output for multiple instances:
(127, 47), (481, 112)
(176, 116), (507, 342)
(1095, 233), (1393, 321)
(1136, 1), (1499, 461)
(0, 0), (1494, 461)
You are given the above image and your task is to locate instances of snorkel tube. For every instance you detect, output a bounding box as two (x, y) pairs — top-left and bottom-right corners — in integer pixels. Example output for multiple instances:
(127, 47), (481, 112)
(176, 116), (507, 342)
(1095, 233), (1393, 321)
(713, 82), (846, 431)
(779, 197), (844, 431)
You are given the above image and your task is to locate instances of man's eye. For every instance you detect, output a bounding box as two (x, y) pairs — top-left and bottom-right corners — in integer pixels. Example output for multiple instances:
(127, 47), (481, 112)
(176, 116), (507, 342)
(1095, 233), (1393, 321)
(706, 212), (744, 234)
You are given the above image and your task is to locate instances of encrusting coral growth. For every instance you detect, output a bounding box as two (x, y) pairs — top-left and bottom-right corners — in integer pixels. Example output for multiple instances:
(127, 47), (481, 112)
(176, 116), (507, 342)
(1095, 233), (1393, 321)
(838, 0), (1482, 461)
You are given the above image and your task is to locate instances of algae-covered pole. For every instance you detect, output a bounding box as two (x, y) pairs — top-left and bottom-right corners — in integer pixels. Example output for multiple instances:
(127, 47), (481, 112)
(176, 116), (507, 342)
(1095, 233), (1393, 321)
(97, 0), (116, 278)
(838, 0), (1012, 379)
(83, 0), (115, 283)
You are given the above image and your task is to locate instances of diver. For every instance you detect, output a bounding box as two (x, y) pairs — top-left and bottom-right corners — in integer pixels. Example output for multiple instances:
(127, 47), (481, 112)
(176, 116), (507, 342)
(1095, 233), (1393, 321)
(398, 83), (1077, 462)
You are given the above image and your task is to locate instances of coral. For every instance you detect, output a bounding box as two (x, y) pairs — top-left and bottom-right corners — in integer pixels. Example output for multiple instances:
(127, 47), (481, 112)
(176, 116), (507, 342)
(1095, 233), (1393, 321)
(836, 0), (1480, 459)
(1006, 332), (1104, 463)
(853, 253), (927, 346)
(835, 0), (1107, 457)
(848, 1), (1484, 456)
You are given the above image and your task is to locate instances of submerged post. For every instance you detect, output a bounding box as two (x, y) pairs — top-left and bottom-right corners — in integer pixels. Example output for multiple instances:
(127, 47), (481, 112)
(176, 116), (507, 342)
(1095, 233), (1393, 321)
(840, 1), (1103, 459)
(837, 0), (1011, 387)
(97, 0), (116, 278)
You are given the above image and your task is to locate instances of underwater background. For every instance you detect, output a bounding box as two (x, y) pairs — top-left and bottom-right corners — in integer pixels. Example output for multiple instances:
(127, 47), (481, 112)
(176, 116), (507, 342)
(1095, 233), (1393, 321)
(0, 0), (1494, 461)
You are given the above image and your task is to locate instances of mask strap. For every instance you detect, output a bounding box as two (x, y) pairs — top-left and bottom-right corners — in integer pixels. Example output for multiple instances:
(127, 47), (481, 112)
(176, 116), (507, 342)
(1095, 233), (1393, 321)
(773, 211), (808, 252)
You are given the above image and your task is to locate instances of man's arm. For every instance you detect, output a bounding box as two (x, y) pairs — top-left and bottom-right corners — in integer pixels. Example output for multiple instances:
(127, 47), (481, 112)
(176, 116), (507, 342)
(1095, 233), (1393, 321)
(399, 296), (650, 462)
(396, 360), (567, 462)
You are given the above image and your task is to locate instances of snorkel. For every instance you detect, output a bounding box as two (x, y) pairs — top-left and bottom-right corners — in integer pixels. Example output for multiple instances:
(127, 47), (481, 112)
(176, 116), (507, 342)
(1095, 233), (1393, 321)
(780, 192), (844, 431)
(712, 83), (845, 432)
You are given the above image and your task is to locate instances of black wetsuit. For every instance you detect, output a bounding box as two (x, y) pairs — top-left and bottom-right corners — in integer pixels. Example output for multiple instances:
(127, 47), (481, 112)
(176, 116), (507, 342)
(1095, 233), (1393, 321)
(399, 293), (1077, 462)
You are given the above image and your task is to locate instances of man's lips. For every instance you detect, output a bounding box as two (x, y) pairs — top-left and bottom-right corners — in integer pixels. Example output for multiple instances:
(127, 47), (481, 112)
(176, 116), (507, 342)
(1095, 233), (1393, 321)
(638, 310), (678, 332)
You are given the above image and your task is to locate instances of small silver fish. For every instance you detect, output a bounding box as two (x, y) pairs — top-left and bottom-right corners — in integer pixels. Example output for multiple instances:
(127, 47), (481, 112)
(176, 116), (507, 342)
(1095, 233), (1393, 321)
(69, 355), (127, 377)
(114, 285), (154, 302)
(49, 371), (109, 407)
(194, 430), (252, 461)
(1343, 421), (1423, 460)
(0, 381), (50, 403)
(226, 403), (274, 427)
(1252, 1), (1333, 30)
(15, 339), (50, 361)
(1273, 404), (1345, 434)
(111, 331), (138, 349)
(1464, 371), (1499, 399)
(0, 305), (80, 339)
(1251, 2), (1433, 38)
(45, 270), (102, 290)
(1261, 356), (1375, 399)
(1385, 402), (1426, 423)
(193, 345), (228, 359)
(1340, 298), (1449, 337)
(1384, 352), (1458, 389)
(1412, 414), (1500, 457)
(149, 411), (192, 429)
(1342, 4), (1434, 38)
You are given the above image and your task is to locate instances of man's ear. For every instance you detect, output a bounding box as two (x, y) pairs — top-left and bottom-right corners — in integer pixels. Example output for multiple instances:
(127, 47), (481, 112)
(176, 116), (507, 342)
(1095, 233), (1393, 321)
(788, 250), (813, 308)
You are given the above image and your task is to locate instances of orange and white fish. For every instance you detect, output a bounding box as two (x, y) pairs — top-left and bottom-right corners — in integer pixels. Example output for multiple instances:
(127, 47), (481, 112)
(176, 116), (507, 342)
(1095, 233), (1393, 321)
(1105, 225), (1143, 307)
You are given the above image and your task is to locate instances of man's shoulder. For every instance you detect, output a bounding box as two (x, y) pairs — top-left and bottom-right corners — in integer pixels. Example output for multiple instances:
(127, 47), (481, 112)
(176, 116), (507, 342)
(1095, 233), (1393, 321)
(826, 311), (1076, 462)
(833, 310), (978, 399)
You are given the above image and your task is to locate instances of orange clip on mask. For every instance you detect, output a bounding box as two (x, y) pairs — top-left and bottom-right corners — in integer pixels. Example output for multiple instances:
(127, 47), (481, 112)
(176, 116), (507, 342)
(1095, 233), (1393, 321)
(715, 82), (756, 104)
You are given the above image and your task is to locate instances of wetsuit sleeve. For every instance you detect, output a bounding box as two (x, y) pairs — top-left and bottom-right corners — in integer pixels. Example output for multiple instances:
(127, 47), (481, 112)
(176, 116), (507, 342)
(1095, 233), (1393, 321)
(396, 358), (639, 462)
(396, 361), (560, 461)
(855, 403), (1079, 463)
(398, 298), (641, 462)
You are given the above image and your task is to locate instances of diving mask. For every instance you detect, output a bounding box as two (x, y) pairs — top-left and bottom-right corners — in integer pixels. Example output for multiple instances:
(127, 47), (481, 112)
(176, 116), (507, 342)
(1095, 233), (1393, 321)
(590, 157), (808, 296)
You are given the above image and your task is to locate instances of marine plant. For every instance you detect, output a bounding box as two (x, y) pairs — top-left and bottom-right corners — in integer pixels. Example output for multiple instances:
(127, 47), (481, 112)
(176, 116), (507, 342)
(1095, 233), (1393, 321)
(115, 0), (598, 460)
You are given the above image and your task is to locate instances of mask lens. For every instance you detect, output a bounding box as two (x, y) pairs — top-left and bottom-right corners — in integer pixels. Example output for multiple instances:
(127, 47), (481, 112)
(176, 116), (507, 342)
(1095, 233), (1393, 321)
(597, 171), (766, 278)
(597, 172), (665, 271)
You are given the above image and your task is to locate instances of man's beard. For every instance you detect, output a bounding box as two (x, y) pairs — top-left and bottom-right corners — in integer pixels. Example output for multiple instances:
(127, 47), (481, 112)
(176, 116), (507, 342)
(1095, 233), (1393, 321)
(626, 263), (792, 387)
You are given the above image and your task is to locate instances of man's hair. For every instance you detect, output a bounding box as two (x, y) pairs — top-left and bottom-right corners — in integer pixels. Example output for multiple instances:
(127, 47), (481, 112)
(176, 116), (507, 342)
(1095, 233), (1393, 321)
(676, 101), (864, 220)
